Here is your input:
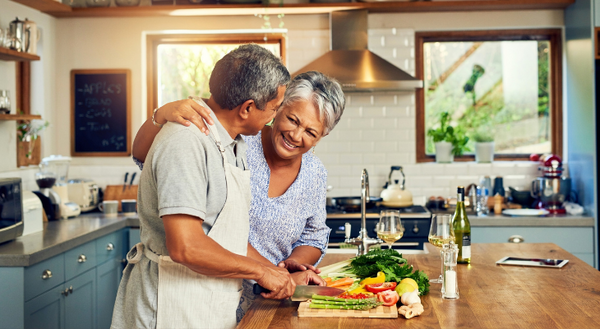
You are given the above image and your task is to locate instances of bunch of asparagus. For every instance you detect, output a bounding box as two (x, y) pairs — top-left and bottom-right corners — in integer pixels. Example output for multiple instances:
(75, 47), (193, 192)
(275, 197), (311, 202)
(308, 295), (382, 311)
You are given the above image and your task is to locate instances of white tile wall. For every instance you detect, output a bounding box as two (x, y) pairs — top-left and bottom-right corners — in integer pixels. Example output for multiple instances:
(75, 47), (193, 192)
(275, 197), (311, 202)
(289, 27), (539, 202)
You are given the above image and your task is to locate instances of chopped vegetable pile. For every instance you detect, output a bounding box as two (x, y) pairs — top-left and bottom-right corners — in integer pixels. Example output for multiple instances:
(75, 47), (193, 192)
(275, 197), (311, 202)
(319, 249), (430, 296)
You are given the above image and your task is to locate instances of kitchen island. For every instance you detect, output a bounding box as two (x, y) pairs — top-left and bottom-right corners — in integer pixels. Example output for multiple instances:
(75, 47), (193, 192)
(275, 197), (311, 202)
(238, 243), (600, 329)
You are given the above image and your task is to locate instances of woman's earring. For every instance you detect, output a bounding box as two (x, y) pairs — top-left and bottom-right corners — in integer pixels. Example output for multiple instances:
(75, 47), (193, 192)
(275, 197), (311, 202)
(312, 147), (316, 154)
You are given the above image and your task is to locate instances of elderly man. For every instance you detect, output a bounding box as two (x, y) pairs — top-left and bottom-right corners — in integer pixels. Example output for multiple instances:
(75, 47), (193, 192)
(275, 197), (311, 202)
(111, 44), (296, 329)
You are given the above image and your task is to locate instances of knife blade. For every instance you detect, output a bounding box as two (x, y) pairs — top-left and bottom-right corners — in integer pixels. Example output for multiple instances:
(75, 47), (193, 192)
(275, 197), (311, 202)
(253, 283), (344, 301)
(122, 172), (129, 192)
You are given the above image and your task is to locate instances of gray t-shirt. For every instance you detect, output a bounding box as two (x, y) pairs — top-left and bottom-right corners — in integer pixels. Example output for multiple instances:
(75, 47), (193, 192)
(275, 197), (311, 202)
(139, 102), (247, 256)
(111, 100), (248, 329)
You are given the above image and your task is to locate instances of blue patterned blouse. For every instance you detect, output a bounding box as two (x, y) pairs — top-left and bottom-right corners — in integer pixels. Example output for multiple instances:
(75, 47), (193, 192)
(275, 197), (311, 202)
(243, 131), (330, 266)
(134, 131), (330, 265)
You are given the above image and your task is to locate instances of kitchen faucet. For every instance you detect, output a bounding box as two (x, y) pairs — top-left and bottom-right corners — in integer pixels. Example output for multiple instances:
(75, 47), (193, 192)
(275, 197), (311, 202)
(344, 169), (383, 255)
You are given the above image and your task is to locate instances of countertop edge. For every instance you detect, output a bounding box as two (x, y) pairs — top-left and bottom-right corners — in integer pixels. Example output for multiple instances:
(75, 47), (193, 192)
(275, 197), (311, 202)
(0, 214), (140, 267)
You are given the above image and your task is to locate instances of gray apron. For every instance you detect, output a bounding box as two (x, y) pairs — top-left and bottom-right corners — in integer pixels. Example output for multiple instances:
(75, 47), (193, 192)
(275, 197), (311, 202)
(129, 119), (251, 329)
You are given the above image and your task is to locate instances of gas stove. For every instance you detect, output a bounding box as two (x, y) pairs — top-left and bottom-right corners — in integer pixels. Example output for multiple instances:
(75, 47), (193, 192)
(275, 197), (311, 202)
(326, 205), (431, 250)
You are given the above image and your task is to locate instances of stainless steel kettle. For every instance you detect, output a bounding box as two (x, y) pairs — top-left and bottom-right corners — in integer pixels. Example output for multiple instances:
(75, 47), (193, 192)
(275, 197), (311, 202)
(380, 166), (413, 207)
(23, 18), (41, 55)
(9, 17), (24, 52)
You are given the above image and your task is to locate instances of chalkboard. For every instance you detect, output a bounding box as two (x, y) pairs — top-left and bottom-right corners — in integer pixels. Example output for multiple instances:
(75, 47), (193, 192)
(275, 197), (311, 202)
(71, 69), (131, 156)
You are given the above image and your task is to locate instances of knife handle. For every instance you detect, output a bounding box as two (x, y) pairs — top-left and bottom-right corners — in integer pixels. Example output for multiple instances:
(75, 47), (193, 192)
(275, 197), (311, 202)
(253, 283), (270, 295)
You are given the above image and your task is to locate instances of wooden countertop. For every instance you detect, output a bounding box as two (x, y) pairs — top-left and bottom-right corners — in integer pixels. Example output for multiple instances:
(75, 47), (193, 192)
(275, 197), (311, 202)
(238, 243), (600, 329)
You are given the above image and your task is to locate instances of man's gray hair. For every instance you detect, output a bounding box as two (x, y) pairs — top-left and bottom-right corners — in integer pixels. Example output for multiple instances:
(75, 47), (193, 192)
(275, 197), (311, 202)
(209, 43), (290, 110)
(282, 71), (346, 135)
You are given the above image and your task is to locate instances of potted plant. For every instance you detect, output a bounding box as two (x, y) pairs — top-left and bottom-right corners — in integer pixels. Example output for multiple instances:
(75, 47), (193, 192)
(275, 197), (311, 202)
(17, 119), (49, 166)
(428, 112), (470, 163)
(471, 125), (495, 163)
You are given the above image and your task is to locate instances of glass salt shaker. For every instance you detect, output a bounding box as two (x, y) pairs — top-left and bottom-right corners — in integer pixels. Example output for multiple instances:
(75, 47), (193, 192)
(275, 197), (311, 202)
(442, 243), (459, 299)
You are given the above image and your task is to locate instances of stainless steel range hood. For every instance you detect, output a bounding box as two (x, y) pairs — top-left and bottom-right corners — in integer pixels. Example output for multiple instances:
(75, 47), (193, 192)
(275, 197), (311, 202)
(292, 10), (423, 92)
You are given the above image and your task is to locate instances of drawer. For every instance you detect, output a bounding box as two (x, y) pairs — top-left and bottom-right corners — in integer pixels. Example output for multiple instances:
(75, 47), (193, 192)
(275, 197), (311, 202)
(65, 241), (97, 281)
(96, 230), (125, 265)
(24, 253), (65, 301)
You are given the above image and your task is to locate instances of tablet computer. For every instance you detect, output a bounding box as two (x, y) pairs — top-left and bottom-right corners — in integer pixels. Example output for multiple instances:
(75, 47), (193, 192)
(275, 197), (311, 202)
(496, 257), (569, 268)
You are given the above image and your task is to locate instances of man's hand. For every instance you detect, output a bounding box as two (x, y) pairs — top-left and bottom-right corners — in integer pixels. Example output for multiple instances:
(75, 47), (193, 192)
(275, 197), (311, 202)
(256, 265), (296, 300)
(278, 259), (321, 274)
(290, 270), (326, 286)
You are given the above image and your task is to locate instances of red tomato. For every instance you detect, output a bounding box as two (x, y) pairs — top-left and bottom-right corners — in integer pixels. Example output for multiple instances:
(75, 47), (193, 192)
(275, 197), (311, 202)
(377, 290), (399, 306)
(529, 153), (540, 162)
(365, 282), (397, 293)
(338, 292), (371, 299)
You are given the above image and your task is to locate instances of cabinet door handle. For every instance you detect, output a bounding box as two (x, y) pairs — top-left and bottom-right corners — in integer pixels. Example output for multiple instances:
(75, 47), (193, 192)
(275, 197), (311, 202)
(61, 288), (69, 296)
(508, 235), (525, 243)
(42, 269), (52, 280)
(78, 254), (87, 263)
(106, 243), (114, 251)
(68, 286), (73, 294)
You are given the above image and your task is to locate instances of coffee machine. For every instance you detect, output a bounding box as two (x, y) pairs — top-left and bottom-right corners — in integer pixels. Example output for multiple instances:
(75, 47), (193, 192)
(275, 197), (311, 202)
(531, 154), (571, 214)
(35, 155), (81, 219)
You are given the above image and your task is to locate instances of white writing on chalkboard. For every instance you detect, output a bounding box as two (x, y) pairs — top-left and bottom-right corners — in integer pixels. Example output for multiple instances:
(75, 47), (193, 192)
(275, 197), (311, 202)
(101, 135), (125, 151)
(77, 82), (122, 95)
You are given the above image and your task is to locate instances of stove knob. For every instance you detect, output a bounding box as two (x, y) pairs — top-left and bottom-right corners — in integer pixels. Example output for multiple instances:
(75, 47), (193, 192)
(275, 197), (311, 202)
(412, 224), (419, 234)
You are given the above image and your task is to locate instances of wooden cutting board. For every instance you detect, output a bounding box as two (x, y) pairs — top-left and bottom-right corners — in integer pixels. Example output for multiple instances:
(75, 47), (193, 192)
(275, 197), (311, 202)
(103, 185), (138, 211)
(297, 302), (397, 318)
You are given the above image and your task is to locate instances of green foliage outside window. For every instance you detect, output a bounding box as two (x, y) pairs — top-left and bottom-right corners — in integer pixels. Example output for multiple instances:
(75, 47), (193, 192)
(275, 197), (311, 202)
(424, 40), (551, 155)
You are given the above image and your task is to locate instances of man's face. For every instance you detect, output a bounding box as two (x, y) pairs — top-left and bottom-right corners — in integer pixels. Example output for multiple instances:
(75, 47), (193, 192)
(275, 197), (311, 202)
(244, 85), (286, 136)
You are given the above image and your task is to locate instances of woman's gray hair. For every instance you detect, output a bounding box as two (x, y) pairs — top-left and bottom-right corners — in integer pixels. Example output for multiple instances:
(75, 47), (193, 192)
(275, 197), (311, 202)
(209, 43), (290, 110)
(282, 71), (345, 136)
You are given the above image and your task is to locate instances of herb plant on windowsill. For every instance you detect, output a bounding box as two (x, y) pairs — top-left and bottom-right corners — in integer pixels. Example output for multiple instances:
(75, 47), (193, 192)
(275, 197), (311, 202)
(471, 126), (495, 163)
(427, 112), (469, 163)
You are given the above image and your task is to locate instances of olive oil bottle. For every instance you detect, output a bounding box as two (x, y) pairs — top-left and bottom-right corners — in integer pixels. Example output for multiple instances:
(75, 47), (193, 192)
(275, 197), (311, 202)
(452, 186), (471, 264)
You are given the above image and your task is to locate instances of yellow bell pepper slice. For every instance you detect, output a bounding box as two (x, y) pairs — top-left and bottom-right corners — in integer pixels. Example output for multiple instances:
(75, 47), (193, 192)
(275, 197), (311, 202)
(359, 271), (386, 286)
(348, 284), (368, 294)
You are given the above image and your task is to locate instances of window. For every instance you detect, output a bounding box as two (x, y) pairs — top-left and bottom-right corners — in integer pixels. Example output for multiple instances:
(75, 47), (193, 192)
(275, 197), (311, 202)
(146, 33), (286, 119)
(415, 29), (562, 162)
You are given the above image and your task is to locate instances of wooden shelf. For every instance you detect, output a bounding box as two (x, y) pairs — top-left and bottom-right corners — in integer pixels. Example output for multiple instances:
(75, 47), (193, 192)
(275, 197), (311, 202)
(0, 114), (42, 121)
(0, 48), (40, 62)
(10, 0), (574, 18)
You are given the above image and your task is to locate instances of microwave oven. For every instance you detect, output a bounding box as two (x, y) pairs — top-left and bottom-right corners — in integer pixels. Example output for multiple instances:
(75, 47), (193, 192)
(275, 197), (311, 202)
(0, 178), (23, 244)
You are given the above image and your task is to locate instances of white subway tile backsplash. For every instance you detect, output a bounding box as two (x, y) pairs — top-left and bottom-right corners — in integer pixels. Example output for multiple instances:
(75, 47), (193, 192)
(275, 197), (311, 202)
(349, 94), (374, 106)
(420, 164), (446, 176)
(409, 176), (433, 188)
(468, 163), (494, 176)
(397, 141), (416, 153)
(339, 154), (364, 165)
(337, 130), (363, 141)
(385, 129), (409, 141)
(444, 163), (469, 176)
(362, 130), (386, 141)
(397, 117), (415, 129)
(373, 95), (397, 106)
(349, 118), (374, 129)
(375, 141), (398, 153)
(351, 141), (375, 153)
(343, 107), (362, 118)
(303, 30), (328, 38)
(373, 118), (398, 129)
(369, 28), (398, 36)
(327, 141), (352, 153)
(385, 153), (410, 164)
(362, 107), (386, 118)
(385, 106), (411, 117)
(325, 165), (352, 176)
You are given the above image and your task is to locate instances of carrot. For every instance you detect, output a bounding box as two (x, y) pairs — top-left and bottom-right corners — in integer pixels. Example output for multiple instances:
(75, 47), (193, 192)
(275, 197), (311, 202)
(328, 277), (355, 288)
(324, 277), (333, 285)
(334, 284), (353, 291)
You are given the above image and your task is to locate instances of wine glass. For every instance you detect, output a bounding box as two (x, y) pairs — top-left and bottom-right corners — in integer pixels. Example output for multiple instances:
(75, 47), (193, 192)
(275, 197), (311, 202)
(428, 214), (454, 284)
(376, 210), (404, 249)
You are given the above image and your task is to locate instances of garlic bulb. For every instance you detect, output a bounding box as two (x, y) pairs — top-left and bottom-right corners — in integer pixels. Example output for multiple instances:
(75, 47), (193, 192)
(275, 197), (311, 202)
(398, 303), (424, 319)
(400, 288), (421, 306)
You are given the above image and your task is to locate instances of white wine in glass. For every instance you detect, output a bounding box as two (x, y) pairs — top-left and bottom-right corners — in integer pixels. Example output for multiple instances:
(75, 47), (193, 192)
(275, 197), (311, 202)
(428, 214), (454, 284)
(376, 210), (403, 249)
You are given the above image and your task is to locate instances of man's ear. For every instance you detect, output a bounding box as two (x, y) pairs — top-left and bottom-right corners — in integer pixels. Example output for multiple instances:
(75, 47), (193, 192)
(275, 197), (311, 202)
(237, 100), (256, 120)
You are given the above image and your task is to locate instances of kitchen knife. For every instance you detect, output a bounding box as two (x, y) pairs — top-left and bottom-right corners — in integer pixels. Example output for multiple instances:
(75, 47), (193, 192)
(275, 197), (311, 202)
(129, 172), (136, 189)
(122, 173), (128, 192)
(253, 283), (344, 301)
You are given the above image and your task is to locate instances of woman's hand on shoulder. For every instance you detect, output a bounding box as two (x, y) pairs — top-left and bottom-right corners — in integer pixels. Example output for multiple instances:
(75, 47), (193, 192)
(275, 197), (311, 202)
(278, 259), (321, 274)
(158, 99), (214, 135)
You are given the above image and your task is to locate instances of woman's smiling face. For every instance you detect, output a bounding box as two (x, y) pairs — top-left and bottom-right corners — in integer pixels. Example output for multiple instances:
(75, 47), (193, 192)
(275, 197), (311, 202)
(270, 98), (326, 159)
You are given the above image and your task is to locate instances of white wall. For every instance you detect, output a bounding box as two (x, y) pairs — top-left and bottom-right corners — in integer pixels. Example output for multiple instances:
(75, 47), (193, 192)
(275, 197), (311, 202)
(0, 5), (564, 200)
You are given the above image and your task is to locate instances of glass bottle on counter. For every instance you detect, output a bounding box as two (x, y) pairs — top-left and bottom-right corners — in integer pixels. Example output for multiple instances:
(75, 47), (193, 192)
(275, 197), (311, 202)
(452, 186), (471, 264)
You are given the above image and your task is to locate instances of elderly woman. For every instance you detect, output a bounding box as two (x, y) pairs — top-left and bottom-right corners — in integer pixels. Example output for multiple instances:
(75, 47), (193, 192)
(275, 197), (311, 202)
(132, 71), (345, 320)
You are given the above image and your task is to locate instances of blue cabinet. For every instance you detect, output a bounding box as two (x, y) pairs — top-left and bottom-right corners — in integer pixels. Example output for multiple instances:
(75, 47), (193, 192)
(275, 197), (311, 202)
(65, 269), (96, 329)
(0, 228), (129, 329)
(24, 284), (65, 329)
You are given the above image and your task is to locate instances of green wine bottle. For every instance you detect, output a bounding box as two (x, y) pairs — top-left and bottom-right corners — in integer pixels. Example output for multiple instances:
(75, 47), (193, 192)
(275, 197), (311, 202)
(452, 186), (471, 264)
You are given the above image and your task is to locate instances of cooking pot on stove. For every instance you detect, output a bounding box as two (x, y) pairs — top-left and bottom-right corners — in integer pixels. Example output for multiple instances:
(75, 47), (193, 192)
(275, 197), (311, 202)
(331, 196), (382, 211)
(380, 166), (413, 207)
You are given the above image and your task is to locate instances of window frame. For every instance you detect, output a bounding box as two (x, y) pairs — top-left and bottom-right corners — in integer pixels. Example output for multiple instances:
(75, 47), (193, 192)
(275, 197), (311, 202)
(415, 29), (563, 162)
(146, 33), (286, 119)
